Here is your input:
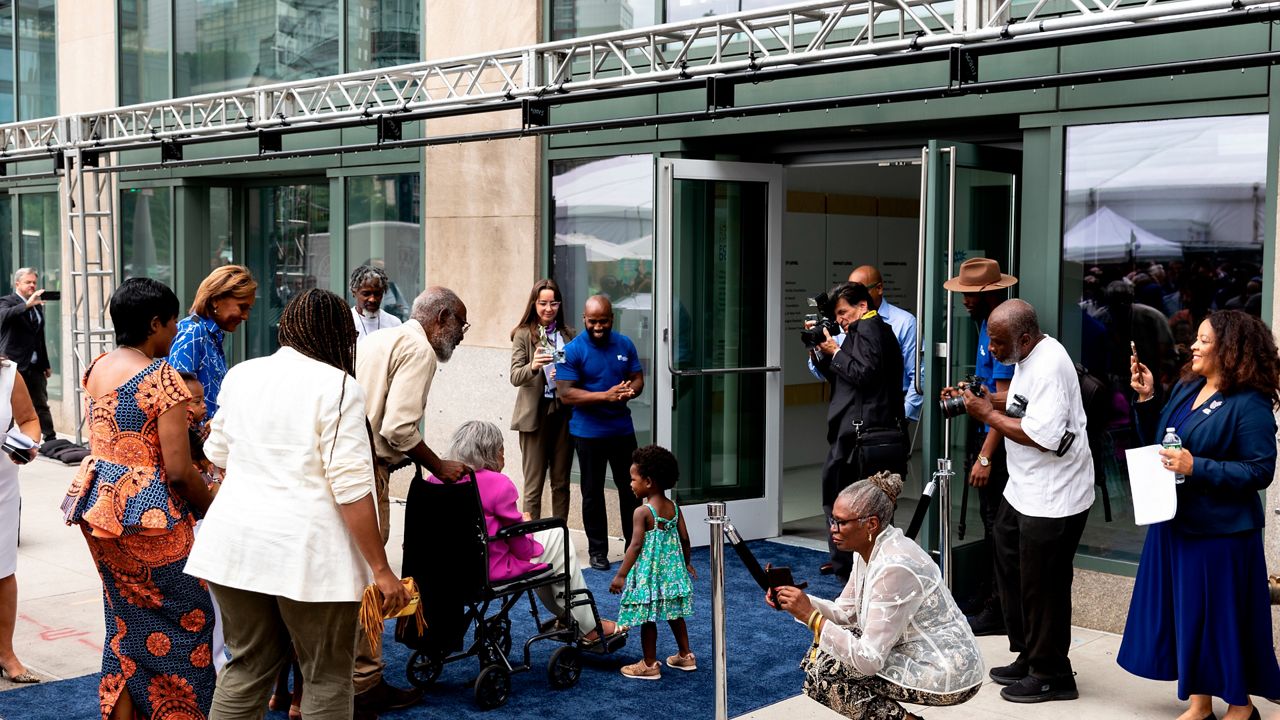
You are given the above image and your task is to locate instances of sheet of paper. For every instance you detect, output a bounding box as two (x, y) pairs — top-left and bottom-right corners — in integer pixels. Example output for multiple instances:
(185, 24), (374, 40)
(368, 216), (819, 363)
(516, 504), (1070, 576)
(5, 426), (34, 450)
(1125, 444), (1177, 525)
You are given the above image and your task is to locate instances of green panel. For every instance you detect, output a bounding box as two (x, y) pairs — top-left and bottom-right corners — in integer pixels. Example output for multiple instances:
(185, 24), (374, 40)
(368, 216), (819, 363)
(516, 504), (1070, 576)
(1014, 127), (1061, 333)
(1058, 26), (1270, 109)
(548, 94), (658, 149)
(1021, 97), (1268, 129)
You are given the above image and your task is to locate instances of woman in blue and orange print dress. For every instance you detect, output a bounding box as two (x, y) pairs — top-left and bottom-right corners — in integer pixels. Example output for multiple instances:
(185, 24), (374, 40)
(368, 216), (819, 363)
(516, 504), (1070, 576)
(62, 278), (218, 720)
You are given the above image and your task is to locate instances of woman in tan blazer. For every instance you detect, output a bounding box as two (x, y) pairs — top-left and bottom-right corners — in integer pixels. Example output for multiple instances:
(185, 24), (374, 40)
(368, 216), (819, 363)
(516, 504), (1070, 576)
(510, 279), (576, 520)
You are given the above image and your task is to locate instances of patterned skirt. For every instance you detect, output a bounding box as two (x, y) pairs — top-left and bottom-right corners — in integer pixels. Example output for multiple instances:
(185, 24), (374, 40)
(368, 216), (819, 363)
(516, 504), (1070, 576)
(81, 521), (215, 720)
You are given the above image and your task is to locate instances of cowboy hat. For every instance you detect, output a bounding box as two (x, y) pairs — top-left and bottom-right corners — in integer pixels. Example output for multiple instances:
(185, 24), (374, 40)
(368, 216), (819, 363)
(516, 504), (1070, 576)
(943, 257), (1018, 292)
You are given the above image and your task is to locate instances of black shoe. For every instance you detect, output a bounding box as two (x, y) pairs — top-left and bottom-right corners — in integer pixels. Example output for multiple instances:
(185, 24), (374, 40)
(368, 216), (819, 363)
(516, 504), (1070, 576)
(966, 606), (1006, 637)
(589, 554), (610, 571)
(999, 673), (1079, 703)
(988, 659), (1029, 686)
(355, 678), (424, 713)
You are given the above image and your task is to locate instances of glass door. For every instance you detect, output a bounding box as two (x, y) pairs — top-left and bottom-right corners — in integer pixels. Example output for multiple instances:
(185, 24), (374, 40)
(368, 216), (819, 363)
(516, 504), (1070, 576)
(656, 159), (783, 545)
(918, 141), (1020, 591)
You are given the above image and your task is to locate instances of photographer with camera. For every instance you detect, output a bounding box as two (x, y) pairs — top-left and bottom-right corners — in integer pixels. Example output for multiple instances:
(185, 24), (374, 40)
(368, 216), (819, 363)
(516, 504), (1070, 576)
(940, 258), (1017, 637)
(811, 282), (907, 583)
(946, 299), (1094, 704)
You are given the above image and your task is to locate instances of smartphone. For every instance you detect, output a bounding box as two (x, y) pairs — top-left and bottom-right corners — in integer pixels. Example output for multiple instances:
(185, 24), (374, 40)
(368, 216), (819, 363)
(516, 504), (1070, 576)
(1129, 340), (1137, 360)
(40, 290), (60, 301)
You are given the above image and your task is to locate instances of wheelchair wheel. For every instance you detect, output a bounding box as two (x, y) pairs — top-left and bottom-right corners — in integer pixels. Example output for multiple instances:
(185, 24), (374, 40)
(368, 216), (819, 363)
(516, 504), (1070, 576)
(474, 664), (511, 709)
(406, 651), (443, 689)
(477, 616), (512, 664)
(546, 645), (581, 689)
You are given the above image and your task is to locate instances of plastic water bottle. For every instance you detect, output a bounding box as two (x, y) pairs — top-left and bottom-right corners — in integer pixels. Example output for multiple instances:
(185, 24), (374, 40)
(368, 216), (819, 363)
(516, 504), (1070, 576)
(1162, 427), (1185, 484)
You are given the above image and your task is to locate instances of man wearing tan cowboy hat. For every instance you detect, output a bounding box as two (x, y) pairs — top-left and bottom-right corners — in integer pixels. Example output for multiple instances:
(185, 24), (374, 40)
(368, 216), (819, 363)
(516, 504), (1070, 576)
(941, 257), (1018, 638)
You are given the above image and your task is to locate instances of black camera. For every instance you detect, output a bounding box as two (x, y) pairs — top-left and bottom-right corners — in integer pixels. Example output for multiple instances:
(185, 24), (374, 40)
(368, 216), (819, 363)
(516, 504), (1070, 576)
(799, 292), (841, 347)
(939, 374), (986, 419)
(1005, 393), (1028, 418)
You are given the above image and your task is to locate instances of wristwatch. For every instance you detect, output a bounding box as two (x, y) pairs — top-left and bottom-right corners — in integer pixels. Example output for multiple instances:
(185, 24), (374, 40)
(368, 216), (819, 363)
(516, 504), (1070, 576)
(977, 455), (991, 467)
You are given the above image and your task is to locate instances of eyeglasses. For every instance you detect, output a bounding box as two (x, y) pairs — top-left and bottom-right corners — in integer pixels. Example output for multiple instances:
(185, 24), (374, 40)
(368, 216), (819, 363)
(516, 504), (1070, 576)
(536, 301), (562, 309)
(830, 515), (873, 530)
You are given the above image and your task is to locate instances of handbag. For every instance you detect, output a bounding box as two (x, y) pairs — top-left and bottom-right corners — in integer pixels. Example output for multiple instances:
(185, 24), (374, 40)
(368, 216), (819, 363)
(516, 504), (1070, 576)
(846, 420), (908, 474)
(800, 644), (874, 719)
(360, 577), (425, 656)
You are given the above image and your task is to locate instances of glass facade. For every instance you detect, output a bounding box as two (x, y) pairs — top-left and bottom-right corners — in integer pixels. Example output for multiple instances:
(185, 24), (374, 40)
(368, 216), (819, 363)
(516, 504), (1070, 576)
(551, 0), (784, 38)
(18, 192), (60, 398)
(122, 0), (421, 104)
(243, 182), (331, 359)
(120, 188), (174, 285)
(551, 155), (655, 446)
(345, 173), (422, 321)
(0, 0), (54, 122)
(1059, 114), (1267, 562)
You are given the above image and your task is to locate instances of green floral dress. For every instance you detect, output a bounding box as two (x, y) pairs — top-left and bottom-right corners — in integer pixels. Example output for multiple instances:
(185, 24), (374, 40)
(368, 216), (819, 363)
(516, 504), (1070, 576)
(617, 503), (694, 627)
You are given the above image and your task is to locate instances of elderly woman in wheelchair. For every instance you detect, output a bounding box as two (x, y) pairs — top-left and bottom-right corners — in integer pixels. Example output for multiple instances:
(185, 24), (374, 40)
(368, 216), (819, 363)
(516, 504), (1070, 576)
(402, 420), (626, 708)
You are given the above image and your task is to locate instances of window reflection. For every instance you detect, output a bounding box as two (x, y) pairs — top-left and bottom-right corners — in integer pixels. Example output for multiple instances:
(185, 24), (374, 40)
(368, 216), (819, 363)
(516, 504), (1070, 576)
(551, 155), (654, 445)
(347, 0), (421, 72)
(119, 0), (171, 105)
(1060, 114), (1266, 562)
(121, 188), (174, 286)
(19, 193), (60, 398)
(345, 174), (422, 322)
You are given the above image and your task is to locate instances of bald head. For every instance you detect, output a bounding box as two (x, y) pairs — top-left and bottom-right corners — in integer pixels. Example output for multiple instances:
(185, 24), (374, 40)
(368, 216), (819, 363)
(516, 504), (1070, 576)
(583, 294), (615, 344)
(849, 265), (884, 307)
(987, 299), (1042, 365)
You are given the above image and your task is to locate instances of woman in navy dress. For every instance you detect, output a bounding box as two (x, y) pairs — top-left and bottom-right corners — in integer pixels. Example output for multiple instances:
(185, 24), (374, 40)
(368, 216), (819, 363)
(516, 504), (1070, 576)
(1119, 309), (1280, 720)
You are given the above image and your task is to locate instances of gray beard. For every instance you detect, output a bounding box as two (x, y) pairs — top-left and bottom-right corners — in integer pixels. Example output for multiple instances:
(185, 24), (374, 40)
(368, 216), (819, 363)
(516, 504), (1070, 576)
(358, 307), (380, 319)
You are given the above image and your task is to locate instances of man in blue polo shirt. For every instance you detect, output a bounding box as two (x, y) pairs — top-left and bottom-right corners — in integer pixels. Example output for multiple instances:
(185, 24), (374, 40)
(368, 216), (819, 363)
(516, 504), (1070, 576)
(556, 295), (645, 571)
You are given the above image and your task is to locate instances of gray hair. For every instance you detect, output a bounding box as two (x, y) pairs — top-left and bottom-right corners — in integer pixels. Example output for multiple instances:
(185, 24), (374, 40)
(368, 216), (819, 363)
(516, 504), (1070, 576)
(12, 267), (37, 286)
(990, 298), (1041, 341)
(449, 420), (505, 472)
(411, 286), (462, 327)
(836, 471), (904, 526)
(348, 264), (389, 295)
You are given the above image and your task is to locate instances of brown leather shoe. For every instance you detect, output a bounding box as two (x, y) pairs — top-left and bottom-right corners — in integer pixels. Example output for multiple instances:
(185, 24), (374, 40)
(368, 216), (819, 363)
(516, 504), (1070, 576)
(355, 678), (424, 713)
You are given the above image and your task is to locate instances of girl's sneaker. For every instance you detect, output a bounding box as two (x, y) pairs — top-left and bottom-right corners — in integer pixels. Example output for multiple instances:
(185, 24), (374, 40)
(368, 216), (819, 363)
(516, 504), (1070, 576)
(621, 660), (662, 680)
(666, 652), (697, 671)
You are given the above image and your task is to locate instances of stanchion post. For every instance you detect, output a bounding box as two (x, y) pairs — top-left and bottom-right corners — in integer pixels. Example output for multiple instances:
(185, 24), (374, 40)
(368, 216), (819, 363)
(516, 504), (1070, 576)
(705, 502), (729, 720)
(935, 458), (955, 589)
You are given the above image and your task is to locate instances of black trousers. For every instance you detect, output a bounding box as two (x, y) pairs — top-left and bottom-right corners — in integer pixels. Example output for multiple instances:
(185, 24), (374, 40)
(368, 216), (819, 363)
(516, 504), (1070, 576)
(573, 433), (640, 559)
(19, 365), (54, 440)
(822, 431), (906, 579)
(993, 497), (1089, 678)
(970, 440), (1009, 610)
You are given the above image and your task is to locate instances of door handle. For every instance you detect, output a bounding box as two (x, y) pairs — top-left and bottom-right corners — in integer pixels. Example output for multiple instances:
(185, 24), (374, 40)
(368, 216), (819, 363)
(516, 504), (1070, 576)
(914, 146), (928, 397)
(669, 366), (782, 377)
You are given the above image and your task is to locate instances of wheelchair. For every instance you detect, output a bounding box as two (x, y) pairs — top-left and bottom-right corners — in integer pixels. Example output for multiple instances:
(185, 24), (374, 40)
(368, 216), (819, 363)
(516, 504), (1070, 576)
(397, 468), (627, 709)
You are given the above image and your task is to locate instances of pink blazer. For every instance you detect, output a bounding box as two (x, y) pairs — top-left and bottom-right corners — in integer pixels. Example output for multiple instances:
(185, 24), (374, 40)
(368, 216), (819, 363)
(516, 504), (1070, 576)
(426, 468), (548, 583)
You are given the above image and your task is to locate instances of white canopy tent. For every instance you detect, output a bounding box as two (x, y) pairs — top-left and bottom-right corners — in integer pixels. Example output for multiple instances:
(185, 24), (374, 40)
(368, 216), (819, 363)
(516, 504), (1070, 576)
(1063, 206), (1183, 264)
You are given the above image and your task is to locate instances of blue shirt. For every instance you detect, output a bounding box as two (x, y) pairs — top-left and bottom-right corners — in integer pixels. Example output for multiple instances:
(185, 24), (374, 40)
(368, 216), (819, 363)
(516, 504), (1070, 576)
(807, 297), (922, 421)
(975, 318), (1014, 432)
(167, 313), (228, 418)
(557, 331), (643, 439)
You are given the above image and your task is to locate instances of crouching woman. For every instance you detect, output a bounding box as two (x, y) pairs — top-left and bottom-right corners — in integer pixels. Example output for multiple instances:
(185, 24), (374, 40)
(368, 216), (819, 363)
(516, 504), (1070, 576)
(769, 472), (984, 720)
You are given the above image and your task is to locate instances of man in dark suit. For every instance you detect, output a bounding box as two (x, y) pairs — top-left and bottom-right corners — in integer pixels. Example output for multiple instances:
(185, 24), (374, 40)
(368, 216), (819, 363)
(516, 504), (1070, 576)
(0, 268), (54, 441)
(812, 282), (907, 581)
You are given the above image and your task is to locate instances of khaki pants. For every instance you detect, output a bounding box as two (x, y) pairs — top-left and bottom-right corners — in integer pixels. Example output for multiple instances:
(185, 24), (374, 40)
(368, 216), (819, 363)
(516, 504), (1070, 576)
(519, 404), (573, 520)
(352, 460), (393, 693)
(530, 527), (601, 635)
(208, 583), (360, 720)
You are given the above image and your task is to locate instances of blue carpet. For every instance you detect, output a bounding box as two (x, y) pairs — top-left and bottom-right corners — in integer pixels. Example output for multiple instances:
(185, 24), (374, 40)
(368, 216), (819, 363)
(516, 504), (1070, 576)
(0, 540), (840, 718)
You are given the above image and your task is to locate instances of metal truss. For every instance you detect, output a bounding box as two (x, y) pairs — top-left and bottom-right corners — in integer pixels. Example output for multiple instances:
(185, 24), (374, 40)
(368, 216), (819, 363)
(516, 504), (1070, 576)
(0, 0), (1273, 162)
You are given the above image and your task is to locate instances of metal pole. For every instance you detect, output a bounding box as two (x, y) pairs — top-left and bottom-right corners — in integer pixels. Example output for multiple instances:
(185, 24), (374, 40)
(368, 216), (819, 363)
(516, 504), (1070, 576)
(706, 502), (729, 720)
(936, 458), (955, 588)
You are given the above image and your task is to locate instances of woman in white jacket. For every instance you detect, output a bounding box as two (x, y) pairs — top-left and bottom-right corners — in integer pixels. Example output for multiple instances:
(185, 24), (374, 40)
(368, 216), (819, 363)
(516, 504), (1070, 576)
(185, 289), (410, 720)
(770, 472), (984, 720)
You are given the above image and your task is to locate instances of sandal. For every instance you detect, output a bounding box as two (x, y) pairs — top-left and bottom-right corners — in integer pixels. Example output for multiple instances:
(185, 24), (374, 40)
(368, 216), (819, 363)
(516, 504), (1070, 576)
(1269, 575), (1280, 605)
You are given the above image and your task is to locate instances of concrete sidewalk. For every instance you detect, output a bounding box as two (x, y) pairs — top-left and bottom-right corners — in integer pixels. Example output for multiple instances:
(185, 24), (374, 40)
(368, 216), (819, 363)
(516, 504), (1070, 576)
(3, 458), (1277, 719)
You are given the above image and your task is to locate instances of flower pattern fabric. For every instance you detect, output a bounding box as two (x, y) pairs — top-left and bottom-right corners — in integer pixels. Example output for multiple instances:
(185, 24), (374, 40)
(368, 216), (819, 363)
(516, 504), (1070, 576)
(64, 355), (214, 719)
(617, 503), (693, 627)
(808, 525), (984, 695)
(167, 314), (227, 418)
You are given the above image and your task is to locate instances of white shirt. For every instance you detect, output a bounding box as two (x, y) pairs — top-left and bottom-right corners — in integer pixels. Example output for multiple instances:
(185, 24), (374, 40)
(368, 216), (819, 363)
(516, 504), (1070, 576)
(1003, 335), (1095, 518)
(185, 347), (376, 602)
(352, 306), (402, 342)
(809, 526), (985, 694)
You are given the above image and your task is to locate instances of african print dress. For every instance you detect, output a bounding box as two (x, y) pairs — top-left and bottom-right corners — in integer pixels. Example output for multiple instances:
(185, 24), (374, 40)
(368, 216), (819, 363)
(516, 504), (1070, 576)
(617, 503), (694, 627)
(62, 356), (215, 720)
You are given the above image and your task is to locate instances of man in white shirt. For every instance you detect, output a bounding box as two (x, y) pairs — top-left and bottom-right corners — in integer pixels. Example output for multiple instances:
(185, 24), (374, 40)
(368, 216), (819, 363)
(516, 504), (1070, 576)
(955, 299), (1093, 705)
(352, 286), (470, 717)
(349, 265), (403, 342)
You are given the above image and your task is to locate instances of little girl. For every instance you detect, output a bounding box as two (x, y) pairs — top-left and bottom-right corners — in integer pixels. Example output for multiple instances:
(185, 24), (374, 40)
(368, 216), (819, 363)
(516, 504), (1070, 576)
(610, 444), (697, 680)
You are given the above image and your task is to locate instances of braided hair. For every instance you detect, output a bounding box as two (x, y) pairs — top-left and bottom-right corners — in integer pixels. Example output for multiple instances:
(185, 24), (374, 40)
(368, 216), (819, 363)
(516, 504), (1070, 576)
(349, 264), (389, 297)
(277, 289), (361, 463)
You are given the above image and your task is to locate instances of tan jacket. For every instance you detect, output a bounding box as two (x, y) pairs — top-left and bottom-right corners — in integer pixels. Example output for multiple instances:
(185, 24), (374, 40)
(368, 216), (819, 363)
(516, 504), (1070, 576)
(356, 319), (438, 464)
(509, 324), (575, 432)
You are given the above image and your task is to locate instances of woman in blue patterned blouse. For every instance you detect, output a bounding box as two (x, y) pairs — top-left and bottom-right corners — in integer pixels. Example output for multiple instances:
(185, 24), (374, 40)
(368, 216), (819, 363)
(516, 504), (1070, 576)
(167, 266), (257, 419)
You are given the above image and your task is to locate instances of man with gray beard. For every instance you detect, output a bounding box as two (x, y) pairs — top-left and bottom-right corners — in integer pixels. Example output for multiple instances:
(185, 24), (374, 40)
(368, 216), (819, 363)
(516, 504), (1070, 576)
(352, 286), (471, 718)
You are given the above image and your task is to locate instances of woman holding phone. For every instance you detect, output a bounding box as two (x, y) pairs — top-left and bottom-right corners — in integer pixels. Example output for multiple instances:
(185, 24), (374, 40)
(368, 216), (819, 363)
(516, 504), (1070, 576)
(1121, 309), (1280, 720)
(509, 279), (576, 521)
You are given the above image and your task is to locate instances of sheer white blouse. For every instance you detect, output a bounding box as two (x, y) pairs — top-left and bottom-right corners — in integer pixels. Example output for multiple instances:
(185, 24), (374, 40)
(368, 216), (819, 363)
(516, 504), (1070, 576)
(808, 525), (985, 694)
